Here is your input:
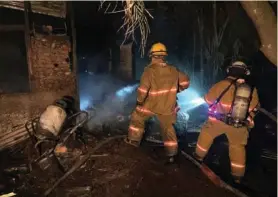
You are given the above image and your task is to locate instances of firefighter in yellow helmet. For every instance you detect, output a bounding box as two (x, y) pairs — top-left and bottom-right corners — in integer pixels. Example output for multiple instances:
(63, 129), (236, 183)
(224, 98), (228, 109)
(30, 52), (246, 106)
(125, 42), (190, 164)
(194, 60), (260, 184)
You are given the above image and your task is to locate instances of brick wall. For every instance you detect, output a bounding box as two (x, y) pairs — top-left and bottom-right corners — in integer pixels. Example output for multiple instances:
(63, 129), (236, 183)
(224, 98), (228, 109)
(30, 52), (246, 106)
(30, 34), (76, 92)
(0, 33), (77, 135)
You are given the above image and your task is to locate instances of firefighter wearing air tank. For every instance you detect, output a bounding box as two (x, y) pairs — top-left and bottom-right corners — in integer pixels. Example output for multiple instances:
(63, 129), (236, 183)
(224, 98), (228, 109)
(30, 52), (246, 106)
(194, 61), (260, 183)
(125, 42), (190, 163)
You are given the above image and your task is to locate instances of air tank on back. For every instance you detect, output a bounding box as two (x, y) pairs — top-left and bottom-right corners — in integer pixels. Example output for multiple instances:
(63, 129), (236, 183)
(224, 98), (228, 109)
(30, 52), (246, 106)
(230, 83), (252, 124)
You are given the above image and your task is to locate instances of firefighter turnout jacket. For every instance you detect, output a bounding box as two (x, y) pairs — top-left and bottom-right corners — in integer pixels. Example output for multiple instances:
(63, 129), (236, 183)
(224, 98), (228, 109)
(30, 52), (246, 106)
(195, 76), (260, 179)
(128, 62), (190, 156)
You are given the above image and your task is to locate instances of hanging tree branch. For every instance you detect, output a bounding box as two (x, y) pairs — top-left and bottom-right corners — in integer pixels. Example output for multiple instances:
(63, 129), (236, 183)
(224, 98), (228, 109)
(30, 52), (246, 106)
(240, 1), (277, 66)
(99, 0), (153, 57)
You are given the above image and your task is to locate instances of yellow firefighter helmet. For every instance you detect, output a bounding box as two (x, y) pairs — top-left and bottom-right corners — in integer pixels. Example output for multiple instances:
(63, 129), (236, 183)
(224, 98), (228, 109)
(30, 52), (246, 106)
(149, 42), (168, 57)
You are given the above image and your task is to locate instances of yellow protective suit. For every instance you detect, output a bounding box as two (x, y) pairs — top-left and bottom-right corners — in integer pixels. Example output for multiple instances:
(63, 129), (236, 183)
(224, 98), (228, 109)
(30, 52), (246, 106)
(127, 62), (190, 156)
(195, 77), (260, 178)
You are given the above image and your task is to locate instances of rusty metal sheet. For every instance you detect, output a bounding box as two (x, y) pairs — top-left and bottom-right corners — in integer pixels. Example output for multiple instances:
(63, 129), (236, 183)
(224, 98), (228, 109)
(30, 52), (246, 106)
(0, 1), (66, 18)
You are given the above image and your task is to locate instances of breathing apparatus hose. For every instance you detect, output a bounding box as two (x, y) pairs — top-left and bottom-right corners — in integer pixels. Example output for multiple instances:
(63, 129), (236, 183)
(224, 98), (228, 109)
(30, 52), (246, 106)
(204, 77), (277, 125)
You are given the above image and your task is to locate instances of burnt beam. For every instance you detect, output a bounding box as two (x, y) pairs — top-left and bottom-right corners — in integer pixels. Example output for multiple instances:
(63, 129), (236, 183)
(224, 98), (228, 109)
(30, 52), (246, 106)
(24, 0), (32, 90)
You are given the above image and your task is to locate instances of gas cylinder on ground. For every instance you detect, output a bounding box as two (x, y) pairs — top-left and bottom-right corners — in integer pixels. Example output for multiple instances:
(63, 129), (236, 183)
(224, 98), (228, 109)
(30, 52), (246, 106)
(38, 104), (67, 138)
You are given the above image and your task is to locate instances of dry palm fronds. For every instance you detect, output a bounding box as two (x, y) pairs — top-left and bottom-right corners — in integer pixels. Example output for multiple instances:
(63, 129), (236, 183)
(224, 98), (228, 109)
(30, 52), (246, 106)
(99, 0), (153, 57)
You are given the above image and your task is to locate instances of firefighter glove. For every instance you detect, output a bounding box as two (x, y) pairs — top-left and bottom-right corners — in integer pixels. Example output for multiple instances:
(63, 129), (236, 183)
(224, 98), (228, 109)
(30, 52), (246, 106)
(247, 116), (255, 128)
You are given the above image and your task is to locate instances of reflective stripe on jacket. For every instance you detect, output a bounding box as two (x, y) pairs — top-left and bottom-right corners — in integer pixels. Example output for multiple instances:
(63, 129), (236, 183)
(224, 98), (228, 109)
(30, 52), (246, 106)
(137, 63), (190, 115)
(204, 77), (260, 117)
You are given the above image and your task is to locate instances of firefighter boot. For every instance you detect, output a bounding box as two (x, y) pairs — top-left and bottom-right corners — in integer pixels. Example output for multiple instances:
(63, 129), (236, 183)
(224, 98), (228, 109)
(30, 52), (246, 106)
(124, 137), (140, 147)
(166, 156), (175, 164)
(233, 175), (242, 184)
(193, 152), (204, 163)
(165, 153), (181, 167)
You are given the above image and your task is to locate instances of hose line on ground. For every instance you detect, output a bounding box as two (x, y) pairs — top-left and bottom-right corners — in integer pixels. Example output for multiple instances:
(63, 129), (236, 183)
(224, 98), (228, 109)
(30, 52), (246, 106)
(145, 138), (249, 197)
(257, 107), (277, 123)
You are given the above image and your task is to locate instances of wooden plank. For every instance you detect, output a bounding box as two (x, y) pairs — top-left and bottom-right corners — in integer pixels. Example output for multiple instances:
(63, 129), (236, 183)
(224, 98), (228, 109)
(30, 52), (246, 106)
(0, 132), (28, 148)
(0, 135), (29, 151)
(24, 1), (32, 91)
(0, 125), (25, 138)
(68, 2), (80, 110)
(0, 128), (27, 142)
(0, 25), (25, 31)
(0, 125), (29, 151)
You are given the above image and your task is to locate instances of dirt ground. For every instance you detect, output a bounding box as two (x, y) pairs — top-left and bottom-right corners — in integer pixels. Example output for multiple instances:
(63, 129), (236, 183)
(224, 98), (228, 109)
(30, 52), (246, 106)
(0, 136), (238, 197)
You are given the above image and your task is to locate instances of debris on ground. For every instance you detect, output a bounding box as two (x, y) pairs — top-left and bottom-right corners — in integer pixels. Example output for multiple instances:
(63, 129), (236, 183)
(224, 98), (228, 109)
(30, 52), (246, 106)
(0, 135), (239, 197)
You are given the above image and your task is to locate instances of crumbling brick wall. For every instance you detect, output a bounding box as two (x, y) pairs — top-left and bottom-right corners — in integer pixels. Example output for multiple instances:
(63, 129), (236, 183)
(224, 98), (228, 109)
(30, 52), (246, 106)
(0, 33), (77, 136)
(30, 34), (76, 93)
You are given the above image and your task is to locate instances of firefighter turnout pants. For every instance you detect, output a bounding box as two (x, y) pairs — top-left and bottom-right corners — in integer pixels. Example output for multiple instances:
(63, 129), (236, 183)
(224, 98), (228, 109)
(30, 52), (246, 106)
(128, 106), (178, 156)
(195, 118), (249, 178)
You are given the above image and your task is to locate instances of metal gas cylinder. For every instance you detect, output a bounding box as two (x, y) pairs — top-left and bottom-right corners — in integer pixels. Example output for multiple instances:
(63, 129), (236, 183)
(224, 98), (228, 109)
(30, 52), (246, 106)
(39, 104), (67, 137)
(230, 83), (252, 123)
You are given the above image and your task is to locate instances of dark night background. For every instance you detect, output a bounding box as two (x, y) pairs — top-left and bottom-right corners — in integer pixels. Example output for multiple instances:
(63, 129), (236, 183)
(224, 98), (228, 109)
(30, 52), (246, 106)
(0, 2), (277, 196)
(73, 1), (277, 110)
(0, 1), (277, 111)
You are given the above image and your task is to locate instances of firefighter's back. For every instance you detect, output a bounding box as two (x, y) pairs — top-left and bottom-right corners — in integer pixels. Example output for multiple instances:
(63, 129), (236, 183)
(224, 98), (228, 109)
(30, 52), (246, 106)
(143, 63), (179, 115)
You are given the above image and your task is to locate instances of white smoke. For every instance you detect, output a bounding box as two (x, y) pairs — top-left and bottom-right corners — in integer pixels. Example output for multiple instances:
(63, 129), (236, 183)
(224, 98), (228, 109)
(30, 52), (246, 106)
(79, 73), (137, 131)
(79, 70), (207, 135)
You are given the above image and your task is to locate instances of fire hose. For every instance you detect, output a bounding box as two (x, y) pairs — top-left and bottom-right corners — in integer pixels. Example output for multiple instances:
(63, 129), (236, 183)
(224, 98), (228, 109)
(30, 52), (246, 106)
(180, 151), (249, 197)
(257, 107), (277, 123)
(145, 137), (249, 197)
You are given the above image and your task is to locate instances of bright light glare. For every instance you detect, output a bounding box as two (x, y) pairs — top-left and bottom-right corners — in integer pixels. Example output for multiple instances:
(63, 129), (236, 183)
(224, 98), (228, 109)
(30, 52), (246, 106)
(81, 84), (205, 113)
(114, 85), (205, 112)
(80, 98), (90, 110)
(115, 84), (139, 99)
(191, 98), (205, 105)
(177, 87), (206, 112)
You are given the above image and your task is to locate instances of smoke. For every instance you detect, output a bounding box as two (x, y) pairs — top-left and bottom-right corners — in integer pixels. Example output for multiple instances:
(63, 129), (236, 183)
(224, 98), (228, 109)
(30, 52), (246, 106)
(115, 84), (139, 100)
(79, 65), (207, 135)
(79, 73), (137, 130)
(177, 87), (206, 111)
(79, 71), (207, 132)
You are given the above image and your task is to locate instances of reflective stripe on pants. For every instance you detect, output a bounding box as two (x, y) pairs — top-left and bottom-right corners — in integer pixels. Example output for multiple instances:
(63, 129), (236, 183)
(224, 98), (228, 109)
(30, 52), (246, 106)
(229, 145), (246, 177)
(195, 119), (248, 177)
(128, 107), (178, 156)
